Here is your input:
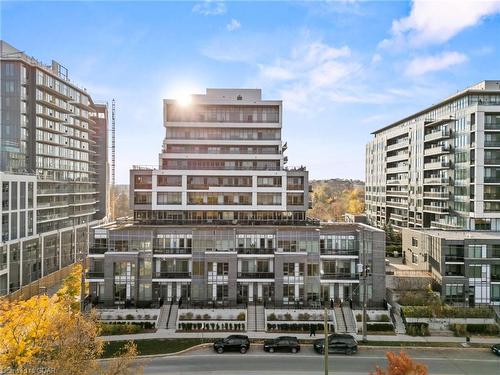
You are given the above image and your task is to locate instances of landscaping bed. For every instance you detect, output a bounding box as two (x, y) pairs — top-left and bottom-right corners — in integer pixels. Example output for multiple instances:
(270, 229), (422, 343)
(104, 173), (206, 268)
(177, 321), (245, 332)
(100, 322), (156, 336)
(450, 323), (500, 336)
(102, 338), (204, 358)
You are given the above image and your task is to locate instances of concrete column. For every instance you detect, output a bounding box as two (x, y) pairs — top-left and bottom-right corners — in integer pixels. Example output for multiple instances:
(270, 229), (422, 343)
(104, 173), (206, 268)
(40, 236), (44, 277)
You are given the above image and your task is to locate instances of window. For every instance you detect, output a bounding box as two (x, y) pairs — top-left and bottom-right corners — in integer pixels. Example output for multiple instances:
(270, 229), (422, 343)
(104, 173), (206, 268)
(468, 265), (482, 278)
(157, 175), (182, 186)
(10, 182), (17, 210)
(2, 183), (8, 210)
(217, 263), (229, 276)
(157, 192), (182, 205)
(307, 264), (319, 276)
(468, 245), (485, 258)
(412, 237), (418, 247)
(283, 262), (295, 276)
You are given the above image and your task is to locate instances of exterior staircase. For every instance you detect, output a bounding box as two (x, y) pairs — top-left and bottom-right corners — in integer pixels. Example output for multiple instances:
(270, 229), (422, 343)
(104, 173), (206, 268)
(247, 304), (256, 331)
(341, 305), (357, 333)
(255, 305), (266, 331)
(333, 306), (347, 333)
(156, 305), (169, 329)
(166, 302), (179, 330)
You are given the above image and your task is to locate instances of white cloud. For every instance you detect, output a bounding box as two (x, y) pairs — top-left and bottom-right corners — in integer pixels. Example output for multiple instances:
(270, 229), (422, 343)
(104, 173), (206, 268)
(405, 51), (468, 76)
(192, 0), (226, 16)
(381, 0), (500, 48)
(226, 18), (241, 31)
(371, 53), (382, 64)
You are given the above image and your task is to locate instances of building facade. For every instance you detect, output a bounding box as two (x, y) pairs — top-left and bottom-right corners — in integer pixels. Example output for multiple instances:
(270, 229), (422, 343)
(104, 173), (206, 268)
(402, 228), (500, 306)
(366, 81), (500, 231)
(86, 89), (386, 308)
(0, 41), (107, 295)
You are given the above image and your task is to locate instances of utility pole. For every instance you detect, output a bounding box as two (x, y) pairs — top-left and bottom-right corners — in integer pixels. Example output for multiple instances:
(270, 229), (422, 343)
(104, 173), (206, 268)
(361, 233), (369, 343)
(323, 304), (329, 375)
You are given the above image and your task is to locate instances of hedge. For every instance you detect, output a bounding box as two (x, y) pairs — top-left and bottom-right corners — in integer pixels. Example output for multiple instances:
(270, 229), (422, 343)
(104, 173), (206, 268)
(100, 322), (155, 336)
(178, 322), (245, 331)
(450, 323), (500, 336)
(266, 323), (333, 332)
(367, 323), (394, 332)
(402, 306), (493, 319)
(405, 323), (430, 336)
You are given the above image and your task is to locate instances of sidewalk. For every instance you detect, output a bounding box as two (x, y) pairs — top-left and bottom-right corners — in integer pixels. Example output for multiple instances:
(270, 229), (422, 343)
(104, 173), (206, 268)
(101, 329), (500, 344)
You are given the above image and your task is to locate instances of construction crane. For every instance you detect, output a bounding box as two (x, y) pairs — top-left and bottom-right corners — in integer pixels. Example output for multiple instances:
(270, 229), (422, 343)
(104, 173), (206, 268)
(109, 99), (118, 220)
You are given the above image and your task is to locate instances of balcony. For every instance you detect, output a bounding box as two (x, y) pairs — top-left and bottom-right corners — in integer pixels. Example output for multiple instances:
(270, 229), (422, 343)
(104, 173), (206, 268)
(423, 177), (449, 185)
(287, 184), (304, 191)
(424, 144), (451, 156)
(423, 191), (450, 199)
(320, 249), (358, 256)
(424, 160), (450, 170)
(386, 200), (407, 208)
(387, 178), (409, 185)
(237, 272), (275, 279)
(484, 141), (500, 148)
(85, 271), (104, 279)
(444, 255), (464, 262)
(386, 190), (408, 197)
(386, 165), (408, 174)
(424, 129), (451, 143)
(237, 248), (275, 255)
(485, 122), (500, 130)
(153, 272), (191, 279)
(386, 153), (408, 163)
(321, 273), (358, 280)
(423, 205), (449, 213)
(89, 247), (107, 254)
(387, 139), (409, 152)
(153, 247), (192, 255)
(390, 213), (408, 222)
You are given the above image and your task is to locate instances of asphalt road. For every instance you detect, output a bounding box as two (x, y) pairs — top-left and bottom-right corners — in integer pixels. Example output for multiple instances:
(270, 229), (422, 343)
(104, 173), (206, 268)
(139, 346), (500, 375)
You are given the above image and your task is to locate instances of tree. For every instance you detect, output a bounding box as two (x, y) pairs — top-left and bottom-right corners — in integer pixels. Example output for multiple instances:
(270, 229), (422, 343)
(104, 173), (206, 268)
(57, 263), (84, 311)
(371, 351), (428, 375)
(0, 294), (142, 374)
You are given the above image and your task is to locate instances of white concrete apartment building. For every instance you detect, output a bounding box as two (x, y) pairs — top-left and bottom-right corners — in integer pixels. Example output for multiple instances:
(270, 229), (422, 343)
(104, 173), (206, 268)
(131, 88), (311, 223)
(0, 41), (107, 295)
(366, 81), (500, 231)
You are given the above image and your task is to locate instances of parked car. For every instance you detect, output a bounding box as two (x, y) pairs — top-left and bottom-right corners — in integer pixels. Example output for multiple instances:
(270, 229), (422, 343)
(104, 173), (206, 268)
(263, 336), (300, 353)
(313, 334), (358, 355)
(213, 335), (250, 354)
(491, 344), (500, 356)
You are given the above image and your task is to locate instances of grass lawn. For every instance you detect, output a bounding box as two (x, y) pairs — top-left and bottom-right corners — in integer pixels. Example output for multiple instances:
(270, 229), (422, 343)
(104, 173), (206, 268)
(102, 338), (205, 358)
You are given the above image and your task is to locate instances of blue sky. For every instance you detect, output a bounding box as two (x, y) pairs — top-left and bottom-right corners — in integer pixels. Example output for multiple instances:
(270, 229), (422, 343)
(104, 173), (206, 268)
(2, 0), (500, 183)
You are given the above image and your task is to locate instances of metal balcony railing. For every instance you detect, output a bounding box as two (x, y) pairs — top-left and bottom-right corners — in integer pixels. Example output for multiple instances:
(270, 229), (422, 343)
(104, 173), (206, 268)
(153, 272), (191, 278)
(237, 248), (275, 255)
(237, 272), (275, 279)
(153, 247), (192, 254)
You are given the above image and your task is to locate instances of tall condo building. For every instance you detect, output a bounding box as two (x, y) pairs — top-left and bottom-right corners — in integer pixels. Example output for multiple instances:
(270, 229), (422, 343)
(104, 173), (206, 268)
(86, 89), (386, 309)
(131, 88), (311, 224)
(0, 41), (108, 296)
(366, 81), (500, 231)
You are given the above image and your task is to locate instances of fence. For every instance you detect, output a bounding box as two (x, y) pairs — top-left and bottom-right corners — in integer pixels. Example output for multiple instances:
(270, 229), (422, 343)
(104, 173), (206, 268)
(1, 264), (75, 302)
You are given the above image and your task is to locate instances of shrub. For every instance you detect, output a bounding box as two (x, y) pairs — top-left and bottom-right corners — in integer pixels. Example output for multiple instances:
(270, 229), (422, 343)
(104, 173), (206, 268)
(356, 313), (362, 322)
(185, 312), (193, 320)
(298, 313), (311, 321)
(268, 313), (277, 321)
(367, 323), (394, 332)
(144, 314), (151, 320)
(379, 315), (391, 322)
(284, 313), (292, 321)
(450, 323), (499, 336)
(125, 314), (134, 320)
(116, 315), (123, 320)
(195, 314), (202, 320)
(237, 312), (246, 321)
(203, 313), (211, 320)
(211, 323), (215, 330)
(179, 314), (186, 320)
(406, 323), (430, 336)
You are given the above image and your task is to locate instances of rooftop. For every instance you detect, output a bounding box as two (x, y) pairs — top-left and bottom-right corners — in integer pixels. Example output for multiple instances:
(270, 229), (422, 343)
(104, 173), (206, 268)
(405, 228), (500, 240)
(372, 80), (500, 135)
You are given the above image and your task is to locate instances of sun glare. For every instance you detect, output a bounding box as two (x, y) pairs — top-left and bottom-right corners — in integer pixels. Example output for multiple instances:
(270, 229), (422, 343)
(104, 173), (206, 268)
(176, 93), (192, 107)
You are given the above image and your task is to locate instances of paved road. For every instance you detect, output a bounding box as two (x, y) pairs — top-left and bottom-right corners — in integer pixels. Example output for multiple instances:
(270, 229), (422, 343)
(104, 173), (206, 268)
(139, 346), (499, 374)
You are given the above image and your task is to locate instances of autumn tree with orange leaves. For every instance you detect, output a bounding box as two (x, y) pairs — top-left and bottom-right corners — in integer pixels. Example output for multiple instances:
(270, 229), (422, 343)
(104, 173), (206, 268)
(0, 265), (143, 375)
(371, 351), (428, 375)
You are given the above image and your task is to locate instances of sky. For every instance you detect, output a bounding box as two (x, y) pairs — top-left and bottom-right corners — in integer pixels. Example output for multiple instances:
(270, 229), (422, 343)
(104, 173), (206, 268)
(2, 0), (500, 184)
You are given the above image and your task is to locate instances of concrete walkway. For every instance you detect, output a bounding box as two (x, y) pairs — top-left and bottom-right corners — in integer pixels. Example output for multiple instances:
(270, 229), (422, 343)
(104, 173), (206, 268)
(101, 329), (500, 344)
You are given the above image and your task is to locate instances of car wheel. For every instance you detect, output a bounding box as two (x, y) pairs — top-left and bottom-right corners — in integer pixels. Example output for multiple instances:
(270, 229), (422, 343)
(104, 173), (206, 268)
(345, 348), (353, 355)
(217, 347), (224, 354)
(291, 347), (297, 354)
(240, 347), (247, 354)
(269, 347), (274, 353)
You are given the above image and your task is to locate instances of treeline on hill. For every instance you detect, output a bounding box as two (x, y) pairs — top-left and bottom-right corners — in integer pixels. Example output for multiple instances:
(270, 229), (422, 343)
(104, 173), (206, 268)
(307, 179), (365, 222)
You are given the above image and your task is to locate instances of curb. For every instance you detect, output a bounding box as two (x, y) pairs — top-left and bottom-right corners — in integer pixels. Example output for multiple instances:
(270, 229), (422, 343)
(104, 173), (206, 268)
(99, 343), (212, 361)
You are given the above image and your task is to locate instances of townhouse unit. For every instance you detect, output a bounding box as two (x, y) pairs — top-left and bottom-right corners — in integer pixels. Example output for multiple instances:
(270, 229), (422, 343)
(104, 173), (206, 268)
(402, 228), (500, 307)
(86, 88), (386, 308)
(0, 41), (108, 295)
(366, 81), (500, 231)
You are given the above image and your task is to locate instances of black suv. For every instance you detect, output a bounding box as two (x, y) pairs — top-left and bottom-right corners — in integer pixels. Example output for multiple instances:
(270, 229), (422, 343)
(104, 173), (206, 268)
(313, 334), (358, 355)
(213, 335), (250, 354)
(263, 336), (300, 353)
